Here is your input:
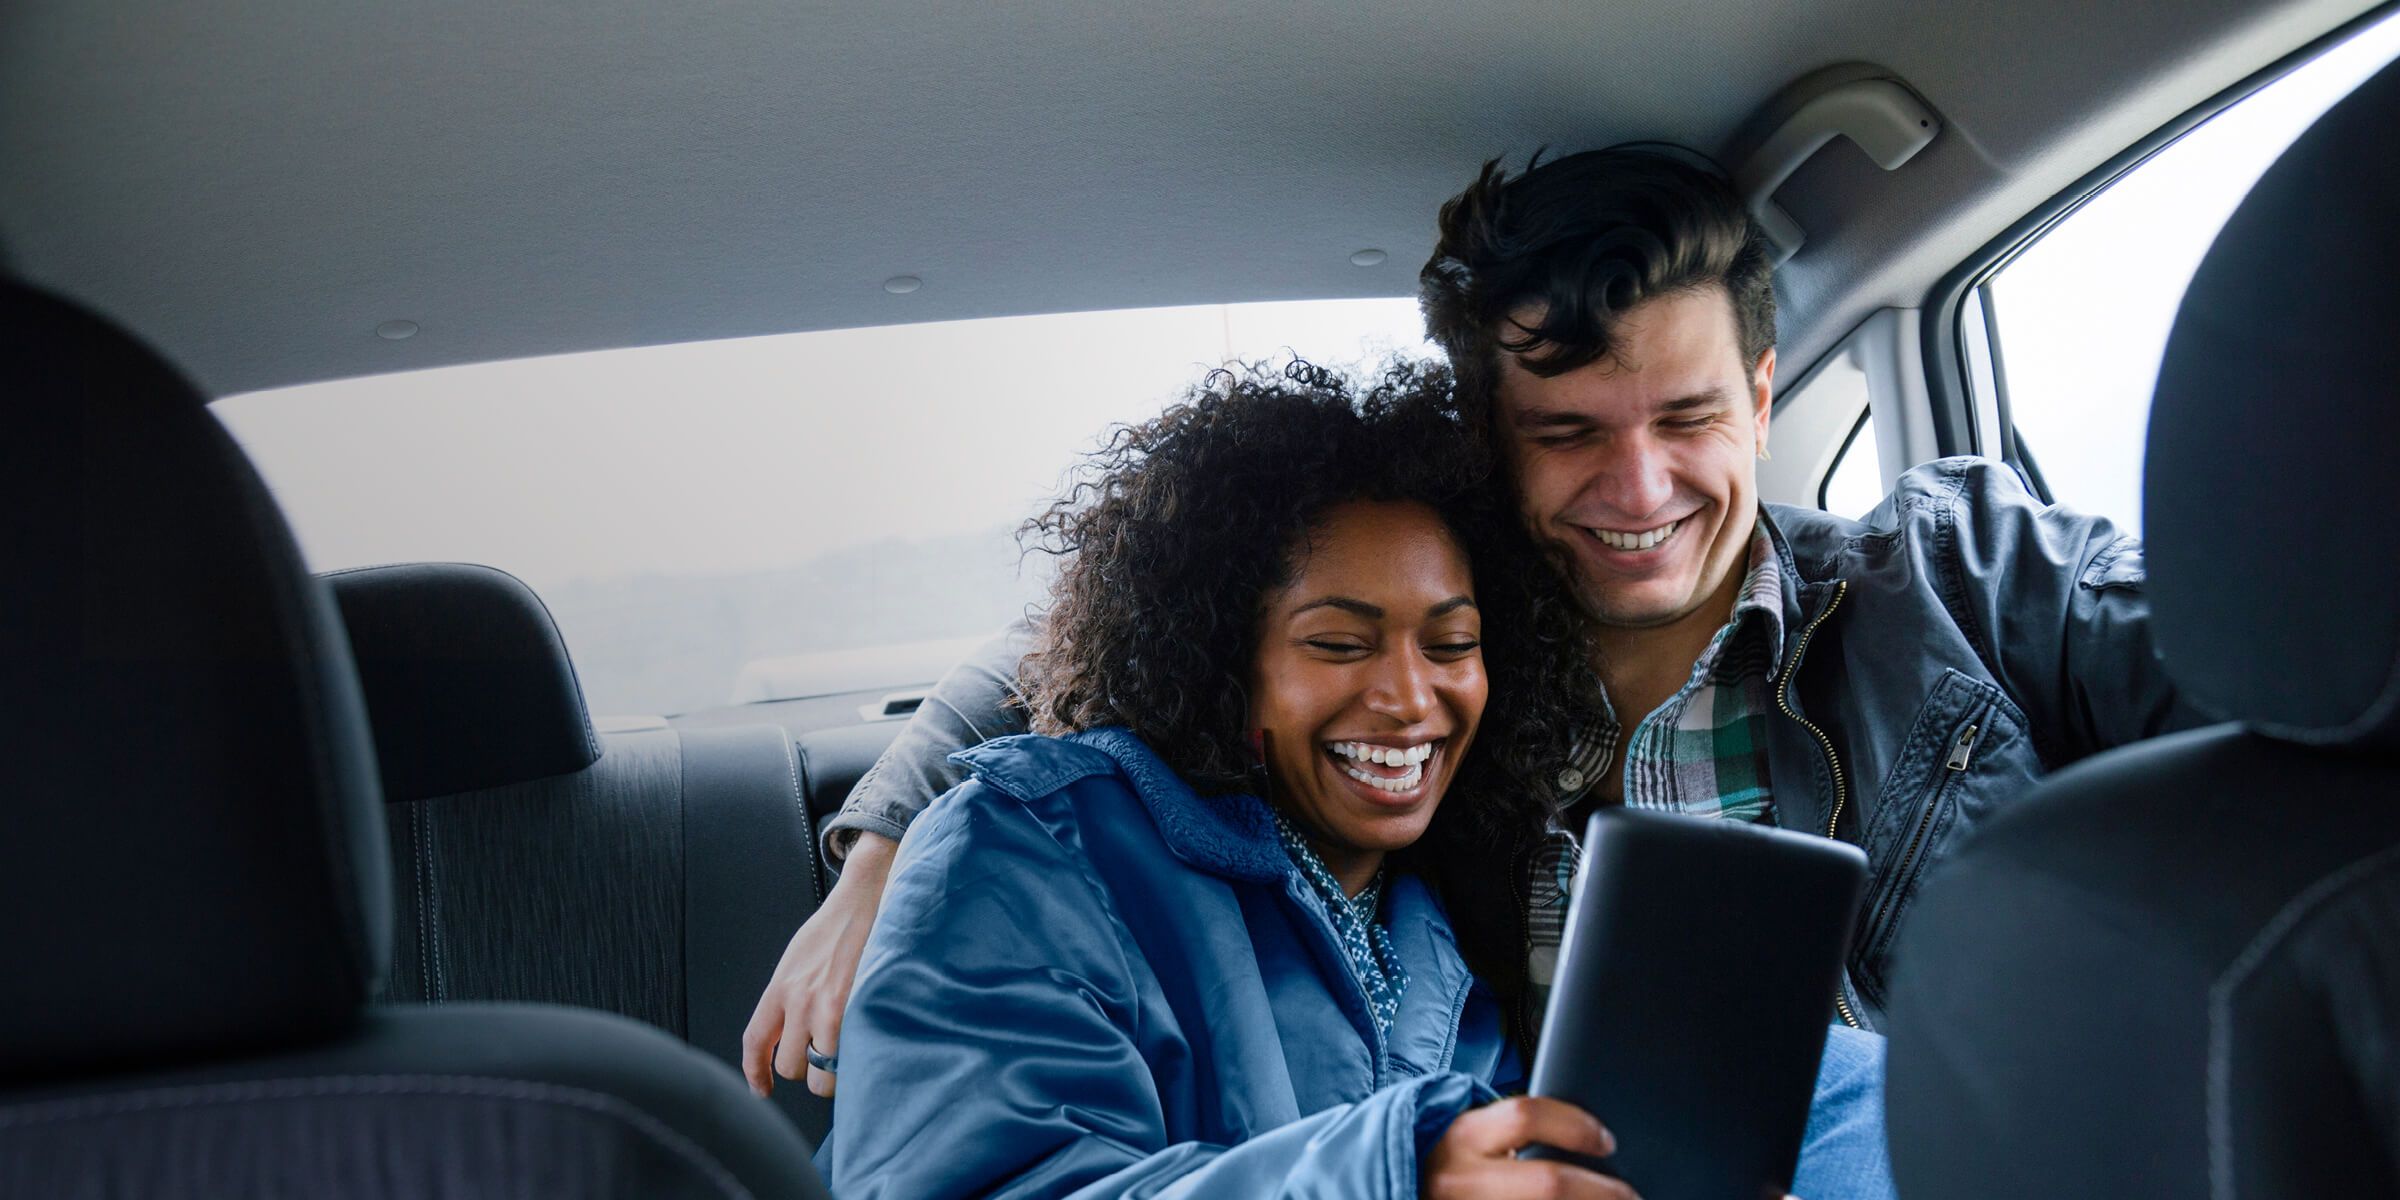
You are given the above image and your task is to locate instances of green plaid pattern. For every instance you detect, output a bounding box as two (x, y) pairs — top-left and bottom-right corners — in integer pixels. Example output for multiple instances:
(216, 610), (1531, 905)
(1525, 528), (1784, 1016)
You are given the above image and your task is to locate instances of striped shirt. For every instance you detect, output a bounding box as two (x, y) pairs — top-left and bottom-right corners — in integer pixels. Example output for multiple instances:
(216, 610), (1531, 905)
(1526, 528), (1786, 1018)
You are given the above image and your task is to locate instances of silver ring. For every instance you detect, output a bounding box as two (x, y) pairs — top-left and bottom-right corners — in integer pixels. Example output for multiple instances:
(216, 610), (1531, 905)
(805, 1042), (838, 1073)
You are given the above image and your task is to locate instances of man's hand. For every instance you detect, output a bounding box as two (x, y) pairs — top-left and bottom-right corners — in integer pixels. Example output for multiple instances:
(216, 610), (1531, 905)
(741, 831), (898, 1098)
(1423, 1096), (1638, 1199)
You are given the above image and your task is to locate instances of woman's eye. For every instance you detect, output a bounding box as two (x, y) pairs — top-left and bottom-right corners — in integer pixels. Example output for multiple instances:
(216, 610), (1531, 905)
(1302, 639), (1369, 655)
(1426, 640), (1481, 657)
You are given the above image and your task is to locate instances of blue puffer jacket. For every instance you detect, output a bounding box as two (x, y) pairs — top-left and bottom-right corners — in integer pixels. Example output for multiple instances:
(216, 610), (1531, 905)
(820, 728), (1890, 1199)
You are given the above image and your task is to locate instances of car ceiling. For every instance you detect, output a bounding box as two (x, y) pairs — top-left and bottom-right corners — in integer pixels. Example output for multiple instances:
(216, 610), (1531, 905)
(0, 0), (2380, 399)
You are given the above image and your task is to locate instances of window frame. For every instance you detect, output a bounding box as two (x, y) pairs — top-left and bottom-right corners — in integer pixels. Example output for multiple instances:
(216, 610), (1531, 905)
(1917, 0), (2400, 497)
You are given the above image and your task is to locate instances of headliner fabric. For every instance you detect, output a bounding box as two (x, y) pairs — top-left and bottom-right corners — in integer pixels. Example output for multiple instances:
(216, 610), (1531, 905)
(329, 562), (602, 803)
(0, 0), (2373, 396)
(2144, 54), (2400, 749)
(0, 280), (390, 1079)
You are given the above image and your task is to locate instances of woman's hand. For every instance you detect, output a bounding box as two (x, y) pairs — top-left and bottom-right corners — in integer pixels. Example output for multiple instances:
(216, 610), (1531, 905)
(1423, 1096), (1638, 1200)
(741, 831), (898, 1098)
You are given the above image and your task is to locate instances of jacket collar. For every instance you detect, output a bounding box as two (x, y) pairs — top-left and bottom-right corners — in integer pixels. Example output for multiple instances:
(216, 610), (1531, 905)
(1759, 504), (1846, 681)
(952, 727), (1290, 883)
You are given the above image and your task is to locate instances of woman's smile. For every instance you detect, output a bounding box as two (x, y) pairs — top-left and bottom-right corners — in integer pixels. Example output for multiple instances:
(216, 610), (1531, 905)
(1250, 499), (1488, 895)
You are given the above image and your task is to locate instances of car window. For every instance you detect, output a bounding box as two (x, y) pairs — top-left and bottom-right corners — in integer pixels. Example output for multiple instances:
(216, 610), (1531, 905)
(1819, 411), (1883, 519)
(216, 299), (1433, 717)
(1978, 14), (2400, 533)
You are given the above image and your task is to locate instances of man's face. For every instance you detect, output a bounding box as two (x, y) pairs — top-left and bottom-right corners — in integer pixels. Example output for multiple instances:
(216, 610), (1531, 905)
(1494, 288), (1775, 631)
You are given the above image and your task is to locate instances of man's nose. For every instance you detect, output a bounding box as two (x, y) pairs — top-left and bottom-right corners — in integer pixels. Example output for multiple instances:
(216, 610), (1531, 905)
(1365, 650), (1437, 723)
(1591, 432), (1674, 519)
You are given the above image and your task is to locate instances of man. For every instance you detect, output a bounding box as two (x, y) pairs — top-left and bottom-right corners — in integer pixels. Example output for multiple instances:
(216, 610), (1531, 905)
(744, 144), (2189, 1104)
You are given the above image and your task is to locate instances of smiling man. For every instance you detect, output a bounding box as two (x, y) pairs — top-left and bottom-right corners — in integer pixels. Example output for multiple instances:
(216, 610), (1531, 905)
(748, 145), (2194, 1114)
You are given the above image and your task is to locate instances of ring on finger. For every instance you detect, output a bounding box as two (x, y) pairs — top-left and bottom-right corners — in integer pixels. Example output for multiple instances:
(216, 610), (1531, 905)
(805, 1042), (838, 1073)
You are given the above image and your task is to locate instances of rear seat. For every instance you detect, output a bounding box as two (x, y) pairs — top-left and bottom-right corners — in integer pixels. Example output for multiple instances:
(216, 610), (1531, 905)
(327, 561), (834, 1142)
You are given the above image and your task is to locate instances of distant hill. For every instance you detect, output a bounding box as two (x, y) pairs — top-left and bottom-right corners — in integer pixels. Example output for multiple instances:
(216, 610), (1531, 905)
(542, 525), (1049, 716)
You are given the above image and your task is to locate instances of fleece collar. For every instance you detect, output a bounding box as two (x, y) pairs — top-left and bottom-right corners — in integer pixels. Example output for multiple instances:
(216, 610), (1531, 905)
(950, 727), (1289, 883)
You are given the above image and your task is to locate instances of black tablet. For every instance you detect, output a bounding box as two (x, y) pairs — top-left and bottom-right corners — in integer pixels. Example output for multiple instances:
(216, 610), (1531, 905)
(1527, 807), (1869, 1199)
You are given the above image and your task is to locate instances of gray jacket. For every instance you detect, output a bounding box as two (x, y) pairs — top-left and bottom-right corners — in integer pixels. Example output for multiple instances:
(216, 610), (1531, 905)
(823, 456), (2196, 1029)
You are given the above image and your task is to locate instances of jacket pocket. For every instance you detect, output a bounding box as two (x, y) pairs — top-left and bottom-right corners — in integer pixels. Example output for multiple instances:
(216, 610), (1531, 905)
(1850, 669), (2027, 1008)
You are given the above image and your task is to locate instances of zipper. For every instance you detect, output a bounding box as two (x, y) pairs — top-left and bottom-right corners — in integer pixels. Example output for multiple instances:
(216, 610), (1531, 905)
(1858, 723), (1975, 960)
(1775, 579), (1859, 1028)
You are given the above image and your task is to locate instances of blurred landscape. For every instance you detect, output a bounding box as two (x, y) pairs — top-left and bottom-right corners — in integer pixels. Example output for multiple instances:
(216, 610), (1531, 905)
(542, 524), (1048, 716)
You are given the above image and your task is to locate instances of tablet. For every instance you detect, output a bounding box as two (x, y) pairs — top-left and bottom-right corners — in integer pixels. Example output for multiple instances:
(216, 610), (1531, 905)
(1526, 807), (1868, 1199)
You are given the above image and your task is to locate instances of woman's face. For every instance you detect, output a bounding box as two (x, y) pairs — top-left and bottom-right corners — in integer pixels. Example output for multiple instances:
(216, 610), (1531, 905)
(1249, 499), (1489, 892)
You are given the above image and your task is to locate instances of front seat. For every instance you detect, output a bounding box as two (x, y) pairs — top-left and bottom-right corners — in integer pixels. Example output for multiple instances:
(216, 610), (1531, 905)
(1884, 53), (2400, 1200)
(0, 280), (829, 1199)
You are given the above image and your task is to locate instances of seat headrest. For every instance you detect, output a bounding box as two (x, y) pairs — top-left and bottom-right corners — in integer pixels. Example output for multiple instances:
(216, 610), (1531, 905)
(326, 562), (600, 803)
(0, 282), (390, 1078)
(2145, 57), (2400, 751)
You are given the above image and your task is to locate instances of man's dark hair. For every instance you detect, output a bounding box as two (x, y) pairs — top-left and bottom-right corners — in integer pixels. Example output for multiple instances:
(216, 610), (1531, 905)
(1419, 145), (1778, 405)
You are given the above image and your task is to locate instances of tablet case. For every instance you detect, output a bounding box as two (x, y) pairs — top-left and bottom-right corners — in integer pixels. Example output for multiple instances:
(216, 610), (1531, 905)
(1527, 807), (1868, 1198)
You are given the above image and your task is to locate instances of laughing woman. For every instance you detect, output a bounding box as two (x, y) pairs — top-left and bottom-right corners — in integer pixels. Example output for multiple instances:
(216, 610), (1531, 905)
(817, 362), (1887, 1199)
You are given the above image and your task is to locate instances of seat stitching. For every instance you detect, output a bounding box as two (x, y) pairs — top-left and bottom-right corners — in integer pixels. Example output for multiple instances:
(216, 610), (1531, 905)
(410, 802), (433, 1002)
(776, 732), (822, 907)
(0, 1073), (760, 1199)
(2208, 840), (2400, 1200)
(422, 803), (448, 1003)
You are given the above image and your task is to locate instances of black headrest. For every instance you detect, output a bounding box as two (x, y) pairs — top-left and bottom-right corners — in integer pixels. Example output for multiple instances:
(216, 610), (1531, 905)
(0, 282), (390, 1078)
(2145, 58), (2400, 751)
(326, 562), (600, 803)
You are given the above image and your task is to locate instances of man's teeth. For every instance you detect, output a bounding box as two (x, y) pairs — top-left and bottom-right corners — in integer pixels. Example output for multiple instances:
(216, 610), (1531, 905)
(1592, 518), (1682, 551)
(1326, 741), (1434, 794)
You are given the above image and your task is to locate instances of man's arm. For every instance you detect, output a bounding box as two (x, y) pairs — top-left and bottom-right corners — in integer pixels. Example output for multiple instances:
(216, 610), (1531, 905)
(1933, 458), (2205, 761)
(742, 616), (1038, 1098)
(819, 616), (1040, 863)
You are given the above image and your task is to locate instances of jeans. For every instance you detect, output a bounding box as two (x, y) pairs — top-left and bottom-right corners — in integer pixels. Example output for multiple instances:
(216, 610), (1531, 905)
(1794, 1025), (1898, 1200)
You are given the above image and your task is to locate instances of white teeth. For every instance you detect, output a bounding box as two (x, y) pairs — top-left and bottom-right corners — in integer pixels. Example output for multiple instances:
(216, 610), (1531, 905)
(1594, 518), (1681, 551)
(1340, 762), (1426, 792)
(1326, 741), (1438, 770)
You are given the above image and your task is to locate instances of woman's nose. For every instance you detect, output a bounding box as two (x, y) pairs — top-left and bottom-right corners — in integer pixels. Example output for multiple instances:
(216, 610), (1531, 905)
(1365, 651), (1437, 722)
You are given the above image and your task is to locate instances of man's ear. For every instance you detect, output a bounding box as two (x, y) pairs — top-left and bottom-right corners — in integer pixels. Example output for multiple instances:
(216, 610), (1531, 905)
(1750, 347), (1777, 455)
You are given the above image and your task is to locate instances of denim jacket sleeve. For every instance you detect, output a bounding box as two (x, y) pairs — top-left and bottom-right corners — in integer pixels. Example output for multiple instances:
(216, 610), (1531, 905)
(819, 616), (1040, 862)
(1912, 458), (2200, 761)
(823, 778), (1492, 1200)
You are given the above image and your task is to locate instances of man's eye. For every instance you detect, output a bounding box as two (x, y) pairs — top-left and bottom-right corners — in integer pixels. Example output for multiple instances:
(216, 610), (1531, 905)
(1530, 432), (1586, 448)
(1664, 416), (1718, 432)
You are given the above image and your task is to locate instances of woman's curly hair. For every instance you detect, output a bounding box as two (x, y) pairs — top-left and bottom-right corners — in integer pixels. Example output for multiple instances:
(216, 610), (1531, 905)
(1019, 359), (1604, 969)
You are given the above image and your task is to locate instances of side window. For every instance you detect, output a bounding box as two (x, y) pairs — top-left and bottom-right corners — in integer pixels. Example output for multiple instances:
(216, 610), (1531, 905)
(1819, 411), (1883, 519)
(1975, 16), (2400, 534)
(1765, 307), (1929, 518)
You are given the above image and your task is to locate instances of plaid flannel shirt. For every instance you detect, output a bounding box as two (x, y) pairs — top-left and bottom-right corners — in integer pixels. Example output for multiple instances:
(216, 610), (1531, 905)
(1526, 528), (1786, 1019)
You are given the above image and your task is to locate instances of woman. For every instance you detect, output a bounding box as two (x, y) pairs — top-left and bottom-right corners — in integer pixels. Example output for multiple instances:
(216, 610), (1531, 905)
(818, 362), (1884, 1198)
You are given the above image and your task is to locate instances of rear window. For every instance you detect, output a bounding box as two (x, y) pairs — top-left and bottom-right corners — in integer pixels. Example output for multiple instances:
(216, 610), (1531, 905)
(216, 300), (1431, 717)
